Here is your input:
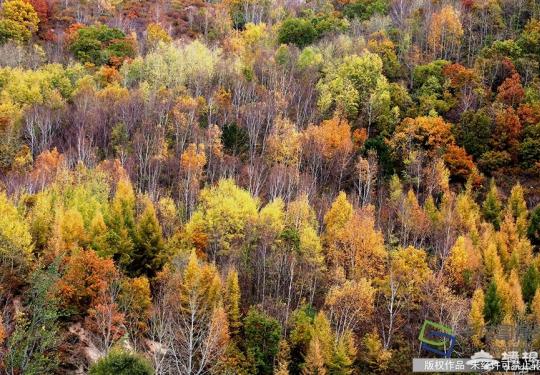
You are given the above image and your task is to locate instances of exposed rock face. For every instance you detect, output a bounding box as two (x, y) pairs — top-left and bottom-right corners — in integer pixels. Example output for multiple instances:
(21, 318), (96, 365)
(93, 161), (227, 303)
(68, 323), (102, 364)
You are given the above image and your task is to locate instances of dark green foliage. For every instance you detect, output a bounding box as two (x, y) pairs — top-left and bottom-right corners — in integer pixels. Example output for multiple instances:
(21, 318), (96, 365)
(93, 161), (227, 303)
(106, 213), (135, 266)
(528, 205), (540, 247)
(519, 123), (540, 169)
(280, 227), (300, 252)
(289, 305), (316, 374)
(412, 60), (451, 114)
(480, 39), (523, 61)
(389, 82), (415, 120)
(522, 265), (540, 305)
(343, 0), (389, 21)
(364, 136), (394, 176)
(243, 307), (281, 375)
(308, 11), (348, 37)
(477, 39), (524, 91)
(3, 264), (60, 374)
(278, 18), (317, 48)
(231, 11), (246, 30)
(222, 123), (249, 157)
(106, 180), (137, 268)
(106, 38), (136, 60)
(130, 200), (165, 277)
(89, 350), (154, 375)
(69, 24), (135, 65)
(482, 179), (502, 230)
(456, 109), (493, 158)
(483, 280), (503, 325)
(479, 150), (512, 172)
(412, 60), (450, 91)
(518, 19), (540, 63)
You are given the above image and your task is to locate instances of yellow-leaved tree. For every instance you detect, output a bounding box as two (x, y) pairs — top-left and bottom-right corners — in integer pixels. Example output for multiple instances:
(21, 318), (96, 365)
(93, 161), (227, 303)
(361, 331), (392, 371)
(185, 179), (258, 262)
(0, 191), (33, 287)
(152, 251), (229, 374)
(469, 288), (485, 348)
(224, 268), (241, 338)
(428, 5), (463, 59)
(506, 183), (528, 237)
(329, 205), (387, 280)
(445, 236), (481, 291)
(325, 278), (375, 338)
(303, 312), (333, 375)
(0, 0), (39, 43)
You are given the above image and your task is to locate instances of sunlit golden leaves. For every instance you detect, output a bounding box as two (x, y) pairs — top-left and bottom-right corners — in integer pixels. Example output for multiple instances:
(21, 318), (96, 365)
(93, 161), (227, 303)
(267, 117), (300, 167)
(325, 278), (376, 332)
(302, 117), (353, 161)
(428, 6), (463, 57)
(181, 143), (206, 174)
(469, 288), (485, 348)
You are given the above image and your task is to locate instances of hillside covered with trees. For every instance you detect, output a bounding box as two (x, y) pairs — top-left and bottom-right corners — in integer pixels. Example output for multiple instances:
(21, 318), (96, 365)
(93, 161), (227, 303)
(1, 0), (540, 373)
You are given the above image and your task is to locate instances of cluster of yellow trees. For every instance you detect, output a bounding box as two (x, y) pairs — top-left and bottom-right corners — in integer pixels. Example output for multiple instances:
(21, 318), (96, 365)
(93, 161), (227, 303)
(2, 0), (540, 372)
(1, 151), (540, 373)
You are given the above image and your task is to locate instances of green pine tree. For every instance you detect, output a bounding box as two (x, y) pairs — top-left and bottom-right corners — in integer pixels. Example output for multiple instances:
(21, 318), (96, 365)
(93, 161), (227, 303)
(328, 331), (356, 375)
(106, 178), (136, 269)
(482, 179), (502, 230)
(484, 280), (503, 325)
(528, 205), (540, 247)
(289, 305), (316, 375)
(522, 265), (540, 305)
(131, 197), (165, 277)
(244, 308), (281, 375)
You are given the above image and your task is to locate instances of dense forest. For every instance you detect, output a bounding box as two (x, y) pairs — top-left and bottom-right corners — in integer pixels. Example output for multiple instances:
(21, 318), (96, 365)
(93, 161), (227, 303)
(1, 0), (540, 373)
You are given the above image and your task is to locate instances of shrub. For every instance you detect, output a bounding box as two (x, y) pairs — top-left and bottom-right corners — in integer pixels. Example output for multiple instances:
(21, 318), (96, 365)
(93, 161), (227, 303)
(343, 0), (389, 21)
(89, 351), (154, 375)
(68, 24), (135, 66)
(278, 18), (317, 48)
